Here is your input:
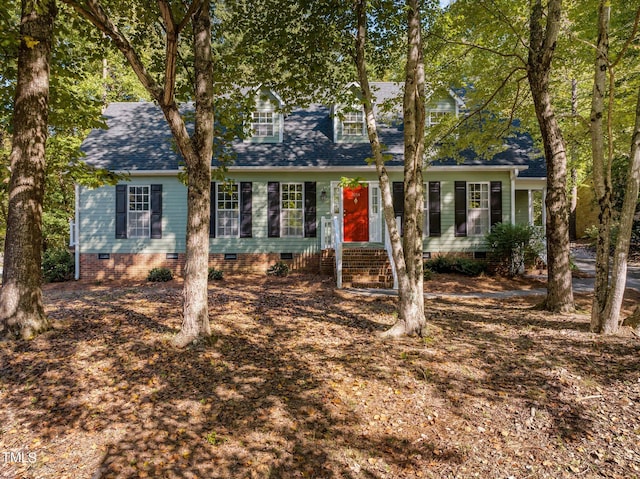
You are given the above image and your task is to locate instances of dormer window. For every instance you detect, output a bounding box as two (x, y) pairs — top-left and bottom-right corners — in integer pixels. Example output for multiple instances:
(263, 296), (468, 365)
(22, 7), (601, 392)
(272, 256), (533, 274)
(427, 110), (450, 127)
(246, 88), (284, 143)
(251, 111), (274, 137)
(333, 106), (367, 143)
(343, 111), (365, 136)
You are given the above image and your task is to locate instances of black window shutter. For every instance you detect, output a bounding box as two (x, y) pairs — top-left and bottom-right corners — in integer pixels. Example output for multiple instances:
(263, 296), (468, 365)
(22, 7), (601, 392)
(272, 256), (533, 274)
(490, 181), (502, 226)
(115, 184), (127, 239)
(240, 182), (252, 238)
(209, 182), (216, 238)
(454, 181), (467, 237)
(304, 182), (317, 238)
(392, 181), (404, 235)
(268, 182), (280, 238)
(428, 181), (441, 237)
(150, 184), (163, 239)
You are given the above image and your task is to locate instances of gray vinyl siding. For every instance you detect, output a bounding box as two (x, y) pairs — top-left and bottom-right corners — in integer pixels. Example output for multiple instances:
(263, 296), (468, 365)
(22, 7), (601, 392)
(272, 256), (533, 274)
(78, 177), (187, 254)
(422, 171), (511, 253)
(79, 169), (514, 255)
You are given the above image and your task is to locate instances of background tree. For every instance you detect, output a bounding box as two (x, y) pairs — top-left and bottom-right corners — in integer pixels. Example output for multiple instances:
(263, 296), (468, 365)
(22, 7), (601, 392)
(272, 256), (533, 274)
(433, 0), (574, 312)
(588, 1), (640, 333)
(353, 0), (432, 337)
(63, 0), (355, 346)
(62, 0), (217, 347)
(0, 0), (57, 339)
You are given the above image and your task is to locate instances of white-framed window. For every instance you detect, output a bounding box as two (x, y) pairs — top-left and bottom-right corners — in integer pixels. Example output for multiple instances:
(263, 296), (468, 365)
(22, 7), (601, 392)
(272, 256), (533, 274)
(427, 110), (450, 127)
(343, 110), (364, 136)
(331, 182), (341, 216)
(281, 183), (304, 237)
(216, 183), (239, 238)
(251, 111), (274, 137)
(128, 185), (150, 238)
(467, 182), (490, 236)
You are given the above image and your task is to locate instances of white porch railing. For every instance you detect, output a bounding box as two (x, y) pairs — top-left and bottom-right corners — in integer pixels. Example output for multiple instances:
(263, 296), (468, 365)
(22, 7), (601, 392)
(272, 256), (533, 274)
(321, 217), (334, 250)
(331, 215), (343, 289)
(384, 216), (400, 290)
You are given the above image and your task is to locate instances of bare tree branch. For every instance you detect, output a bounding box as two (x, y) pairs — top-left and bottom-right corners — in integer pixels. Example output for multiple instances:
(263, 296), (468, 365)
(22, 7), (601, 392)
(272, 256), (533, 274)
(62, 0), (164, 101)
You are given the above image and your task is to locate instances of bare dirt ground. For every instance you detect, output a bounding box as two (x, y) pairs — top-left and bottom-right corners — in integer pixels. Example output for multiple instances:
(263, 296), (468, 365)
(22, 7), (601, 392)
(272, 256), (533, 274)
(1, 274), (639, 479)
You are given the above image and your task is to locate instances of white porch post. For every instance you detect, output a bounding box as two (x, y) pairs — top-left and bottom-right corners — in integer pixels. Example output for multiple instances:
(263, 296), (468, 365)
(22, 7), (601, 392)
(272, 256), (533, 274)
(510, 169), (517, 224)
(74, 184), (80, 280)
(332, 215), (343, 289)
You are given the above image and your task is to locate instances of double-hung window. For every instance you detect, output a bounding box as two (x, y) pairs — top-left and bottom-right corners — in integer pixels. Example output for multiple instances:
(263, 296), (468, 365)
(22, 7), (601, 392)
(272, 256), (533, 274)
(216, 183), (239, 238)
(343, 110), (364, 136)
(251, 111), (274, 137)
(128, 186), (150, 238)
(467, 182), (490, 236)
(281, 183), (304, 237)
(427, 110), (450, 127)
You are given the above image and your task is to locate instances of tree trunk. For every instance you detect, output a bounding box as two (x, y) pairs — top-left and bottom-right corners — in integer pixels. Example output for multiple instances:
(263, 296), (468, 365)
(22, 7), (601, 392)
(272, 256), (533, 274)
(354, 0), (426, 338)
(394, 0), (426, 337)
(65, 0), (215, 347)
(590, 0), (612, 332)
(0, 0), (57, 340)
(172, 1), (214, 347)
(527, 0), (574, 313)
(601, 88), (640, 333)
(569, 80), (578, 241)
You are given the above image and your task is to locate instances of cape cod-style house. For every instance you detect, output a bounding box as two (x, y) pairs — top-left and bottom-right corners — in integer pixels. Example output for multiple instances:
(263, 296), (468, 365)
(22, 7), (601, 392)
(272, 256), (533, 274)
(73, 82), (546, 287)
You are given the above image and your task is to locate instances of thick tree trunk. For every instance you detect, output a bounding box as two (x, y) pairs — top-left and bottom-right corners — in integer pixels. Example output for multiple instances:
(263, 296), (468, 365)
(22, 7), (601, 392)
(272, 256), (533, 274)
(0, 0), (57, 340)
(172, 0), (213, 348)
(354, 0), (426, 338)
(590, 0), (612, 332)
(394, 0), (426, 337)
(527, 0), (574, 313)
(601, 88), (640, 333)
(65, 0), (215, 347)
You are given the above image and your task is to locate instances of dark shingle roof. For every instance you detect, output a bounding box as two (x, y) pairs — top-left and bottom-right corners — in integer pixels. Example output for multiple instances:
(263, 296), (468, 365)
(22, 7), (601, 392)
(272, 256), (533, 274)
(81, 82), (545, 177)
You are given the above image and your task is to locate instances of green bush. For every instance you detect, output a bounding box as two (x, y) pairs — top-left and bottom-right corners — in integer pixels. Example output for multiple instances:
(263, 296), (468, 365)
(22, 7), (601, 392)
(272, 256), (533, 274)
(147, 267), (173, 282)
(266, 261), (289, 277)
(485, 222), (542, 277)
(424, 256), (486, 277)
(208, 267), (223, 281)
(423, 267), (433, 281)
(42, 248), (75, 283)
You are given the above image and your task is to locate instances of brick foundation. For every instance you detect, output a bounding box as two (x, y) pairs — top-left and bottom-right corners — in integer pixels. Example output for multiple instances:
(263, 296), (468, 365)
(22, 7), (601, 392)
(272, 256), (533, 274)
(79, 252), (321, 281)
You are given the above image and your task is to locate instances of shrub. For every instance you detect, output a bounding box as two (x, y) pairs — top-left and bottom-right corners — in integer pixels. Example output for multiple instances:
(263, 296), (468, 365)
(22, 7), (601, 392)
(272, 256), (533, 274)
(453, 258), (487, 277)
(423, 267), (433, 281)
(42, 248), (75, 283)
(147, 267), (173, 282)
(424, 256), (486, 277)
(266, 261), (289, 277)
(485, 222), (542, 277)
(208, 267), (223, 281)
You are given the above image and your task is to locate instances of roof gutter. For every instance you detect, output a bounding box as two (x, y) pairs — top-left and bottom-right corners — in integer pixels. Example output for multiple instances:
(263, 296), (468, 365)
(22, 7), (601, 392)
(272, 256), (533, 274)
(115, 164), (530, 176)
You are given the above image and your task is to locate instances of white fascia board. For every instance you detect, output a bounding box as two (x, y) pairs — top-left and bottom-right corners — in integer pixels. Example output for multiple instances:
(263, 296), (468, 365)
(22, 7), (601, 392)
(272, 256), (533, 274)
(225, 165), (530, 173)
(113, 169), (183, 176)
(116, 165), (533, 175)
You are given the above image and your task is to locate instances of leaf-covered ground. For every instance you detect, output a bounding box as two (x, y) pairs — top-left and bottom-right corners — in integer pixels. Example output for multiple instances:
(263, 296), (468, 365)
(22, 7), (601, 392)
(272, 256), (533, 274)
(1, 274), (639, 479)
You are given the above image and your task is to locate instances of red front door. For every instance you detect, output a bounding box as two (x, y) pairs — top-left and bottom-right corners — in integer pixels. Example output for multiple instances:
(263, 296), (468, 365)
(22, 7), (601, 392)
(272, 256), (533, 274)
(343, 185), (369, 242)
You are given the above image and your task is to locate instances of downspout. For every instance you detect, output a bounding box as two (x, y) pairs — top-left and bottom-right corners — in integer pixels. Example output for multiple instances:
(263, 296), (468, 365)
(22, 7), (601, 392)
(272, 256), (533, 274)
(74, 184), (80, 280)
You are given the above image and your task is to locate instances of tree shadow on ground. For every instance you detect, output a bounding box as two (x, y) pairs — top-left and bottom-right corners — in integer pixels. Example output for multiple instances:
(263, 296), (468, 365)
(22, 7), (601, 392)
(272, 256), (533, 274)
(1, 279), (639, 478)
